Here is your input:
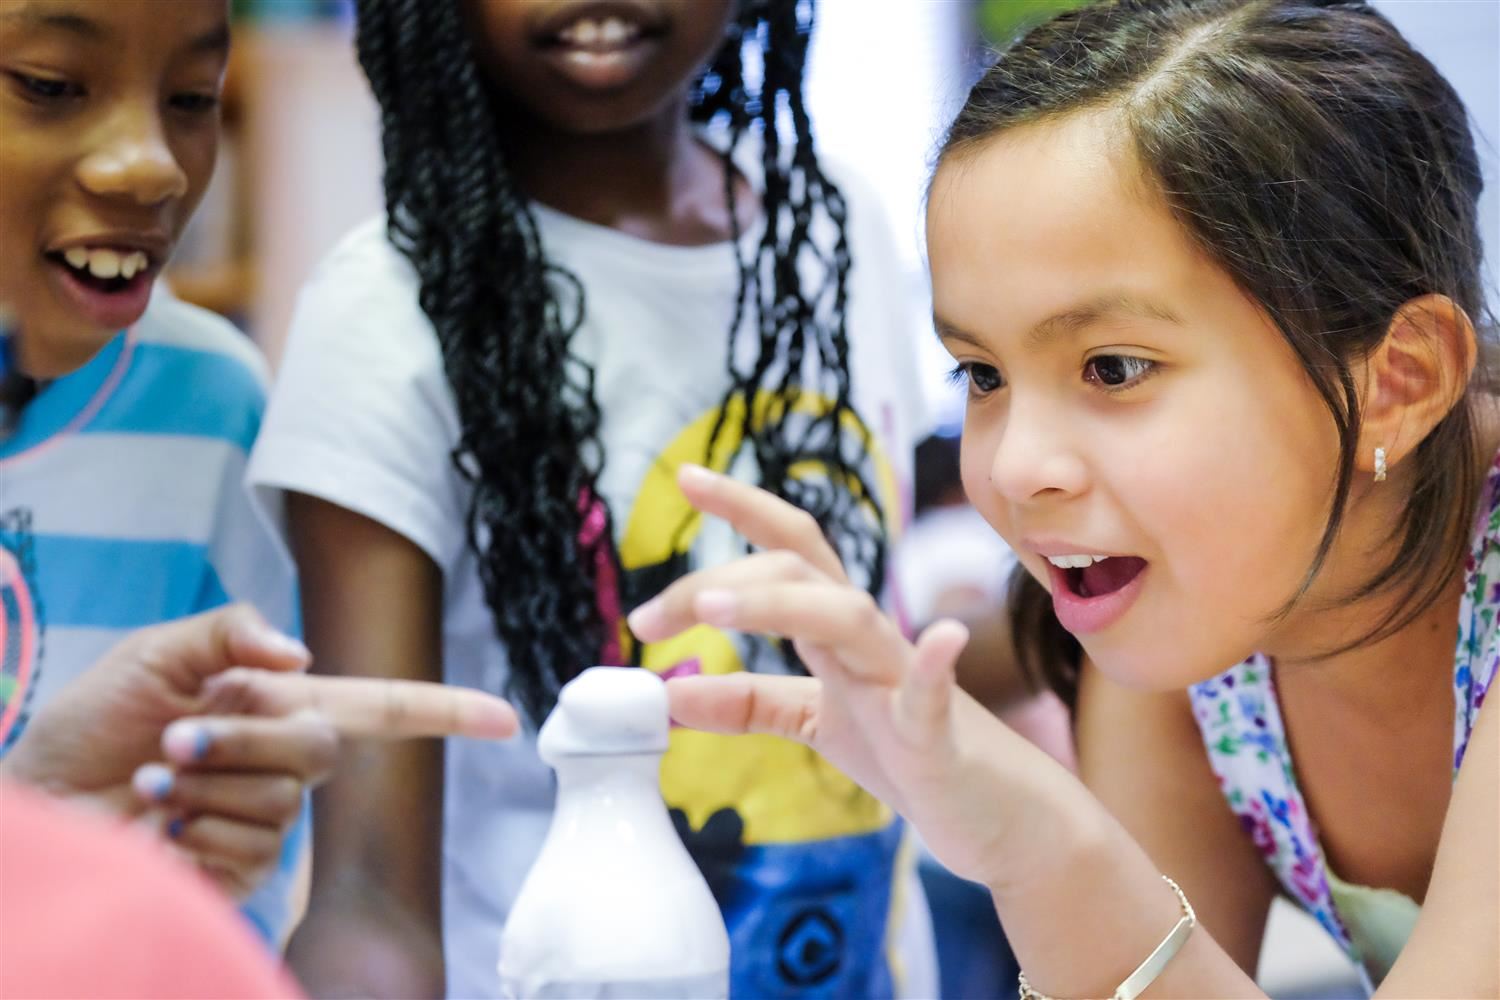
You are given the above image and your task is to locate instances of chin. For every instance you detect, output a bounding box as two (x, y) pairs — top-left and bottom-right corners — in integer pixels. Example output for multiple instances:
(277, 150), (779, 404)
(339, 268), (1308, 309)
(1085, 637), (1218, 693)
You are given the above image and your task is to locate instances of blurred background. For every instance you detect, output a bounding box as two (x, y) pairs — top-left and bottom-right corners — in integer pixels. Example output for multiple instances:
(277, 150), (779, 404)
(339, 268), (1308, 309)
(165, 3), (1499, 997)
(170, 0), (1499, 430)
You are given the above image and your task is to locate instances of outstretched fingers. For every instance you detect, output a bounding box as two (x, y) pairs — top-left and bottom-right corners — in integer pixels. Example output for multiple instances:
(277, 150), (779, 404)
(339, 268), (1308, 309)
(675, 464), (848, 582)
(692, 580), (909, 686)
(628, 548), (828, 642)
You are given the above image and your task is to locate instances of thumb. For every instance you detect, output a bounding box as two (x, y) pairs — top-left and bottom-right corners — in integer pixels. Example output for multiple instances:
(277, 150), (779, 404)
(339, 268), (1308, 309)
(895, 619), (968, 742)
(132, 603), (310, 689)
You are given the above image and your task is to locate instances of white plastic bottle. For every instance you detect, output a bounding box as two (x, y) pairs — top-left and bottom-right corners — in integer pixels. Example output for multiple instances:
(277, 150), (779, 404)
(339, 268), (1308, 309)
(498, 667), (731, 999)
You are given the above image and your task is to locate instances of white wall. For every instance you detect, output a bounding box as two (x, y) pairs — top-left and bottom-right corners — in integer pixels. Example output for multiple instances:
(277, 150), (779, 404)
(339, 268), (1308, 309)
(243, 22), (383, 365)
(1374, 0), (1500, 306)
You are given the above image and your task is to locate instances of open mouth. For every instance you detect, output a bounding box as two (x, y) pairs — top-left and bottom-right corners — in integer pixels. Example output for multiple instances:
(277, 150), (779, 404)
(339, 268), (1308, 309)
(1044, 554), (1149, 635)
(1050, 554), (1148, 600)
(47, 247), (154, 294)
(44, 245), (158, 330)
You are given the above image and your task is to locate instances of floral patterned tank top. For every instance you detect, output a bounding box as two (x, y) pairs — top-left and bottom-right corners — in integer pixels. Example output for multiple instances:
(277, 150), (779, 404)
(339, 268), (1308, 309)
(1188, 450), (1500, 993)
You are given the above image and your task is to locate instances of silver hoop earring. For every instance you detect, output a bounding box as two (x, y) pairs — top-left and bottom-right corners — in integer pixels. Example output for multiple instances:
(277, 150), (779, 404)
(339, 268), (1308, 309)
(1374, 446), (1388, 483)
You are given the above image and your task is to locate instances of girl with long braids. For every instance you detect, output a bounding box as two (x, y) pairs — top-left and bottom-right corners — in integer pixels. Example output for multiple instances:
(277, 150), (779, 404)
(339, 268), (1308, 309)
(249, 0), (934, 996)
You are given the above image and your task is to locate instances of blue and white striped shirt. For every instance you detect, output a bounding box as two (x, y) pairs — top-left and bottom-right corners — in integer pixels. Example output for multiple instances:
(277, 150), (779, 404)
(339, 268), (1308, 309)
(0, 291), (301, 946)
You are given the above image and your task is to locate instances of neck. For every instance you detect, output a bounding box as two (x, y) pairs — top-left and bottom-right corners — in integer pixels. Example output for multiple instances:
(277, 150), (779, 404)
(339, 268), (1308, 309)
(502, 100), (748, 246)
(1267, 574), (1463, 718)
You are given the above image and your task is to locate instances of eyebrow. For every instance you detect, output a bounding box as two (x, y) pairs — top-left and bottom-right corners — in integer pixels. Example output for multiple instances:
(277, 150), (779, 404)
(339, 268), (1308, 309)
(0, 7), (109, 41)
(934, 292), (1182, 351)
(188, 22), (232, 55)
(1, 6), (230, 55)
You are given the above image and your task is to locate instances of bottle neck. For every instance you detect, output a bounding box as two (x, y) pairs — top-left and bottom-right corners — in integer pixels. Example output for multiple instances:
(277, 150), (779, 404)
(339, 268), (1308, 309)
(551, 753), (666, 815)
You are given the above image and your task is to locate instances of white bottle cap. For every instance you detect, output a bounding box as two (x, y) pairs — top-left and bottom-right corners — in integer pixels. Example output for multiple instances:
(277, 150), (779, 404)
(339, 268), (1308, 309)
(537, 666), (670, 762)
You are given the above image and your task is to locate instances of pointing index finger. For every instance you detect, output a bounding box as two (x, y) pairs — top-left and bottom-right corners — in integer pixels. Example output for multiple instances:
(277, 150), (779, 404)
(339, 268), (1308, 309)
(205, 670), (519, 741)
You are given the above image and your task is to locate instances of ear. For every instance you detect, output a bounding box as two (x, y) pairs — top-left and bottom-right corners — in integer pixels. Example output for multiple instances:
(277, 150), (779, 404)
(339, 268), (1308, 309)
(1357, 294), (1477, 478)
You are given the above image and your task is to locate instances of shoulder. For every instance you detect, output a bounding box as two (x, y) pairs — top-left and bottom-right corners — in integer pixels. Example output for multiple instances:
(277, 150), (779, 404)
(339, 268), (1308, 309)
(278, 214), (438, 369)
(271, 213), (449, 403)
(299, 214), (423, 320)
(310, 214), (418, 287)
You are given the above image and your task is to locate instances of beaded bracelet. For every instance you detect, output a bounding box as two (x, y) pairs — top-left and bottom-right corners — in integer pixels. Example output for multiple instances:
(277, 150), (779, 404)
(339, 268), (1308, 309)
(1017, 875), (1197, 1000)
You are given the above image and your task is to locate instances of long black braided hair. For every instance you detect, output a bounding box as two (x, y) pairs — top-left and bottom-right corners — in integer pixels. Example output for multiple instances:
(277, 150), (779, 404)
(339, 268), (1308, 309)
(355, 0), (886, 724)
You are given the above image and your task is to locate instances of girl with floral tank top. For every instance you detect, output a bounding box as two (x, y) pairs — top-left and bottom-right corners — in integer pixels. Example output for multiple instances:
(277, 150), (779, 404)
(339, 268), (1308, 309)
(620, 2), (1498, 999)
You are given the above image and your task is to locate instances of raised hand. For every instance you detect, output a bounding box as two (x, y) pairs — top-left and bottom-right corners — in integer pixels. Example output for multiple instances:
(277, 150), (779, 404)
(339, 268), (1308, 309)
(627, 464), (1063, 888)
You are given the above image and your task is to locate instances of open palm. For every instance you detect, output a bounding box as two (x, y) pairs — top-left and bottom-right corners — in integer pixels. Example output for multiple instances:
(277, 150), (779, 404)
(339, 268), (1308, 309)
(628, 464), (1057, 888)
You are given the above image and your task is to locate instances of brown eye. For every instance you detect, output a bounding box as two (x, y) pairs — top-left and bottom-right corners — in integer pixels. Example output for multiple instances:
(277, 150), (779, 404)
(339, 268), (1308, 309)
(1083, 355), (1154, 390)
(170, 92), (220, 114)
(9, 72), (84, 102)
(946, 362), (1004, 397)
(969, 363), (1002, 392)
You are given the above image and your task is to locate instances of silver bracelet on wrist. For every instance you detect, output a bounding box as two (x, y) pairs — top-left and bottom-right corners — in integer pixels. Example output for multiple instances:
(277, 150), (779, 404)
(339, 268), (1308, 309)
(1017, 874), (1197, 1000)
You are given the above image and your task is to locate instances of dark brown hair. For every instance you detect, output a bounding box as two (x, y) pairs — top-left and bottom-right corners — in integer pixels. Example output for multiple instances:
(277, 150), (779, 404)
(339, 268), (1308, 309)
(938, 0), (1493, 706)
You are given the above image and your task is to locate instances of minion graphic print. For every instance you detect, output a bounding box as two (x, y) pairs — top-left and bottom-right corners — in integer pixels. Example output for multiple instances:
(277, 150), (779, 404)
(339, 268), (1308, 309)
(612, 388), (916, 999)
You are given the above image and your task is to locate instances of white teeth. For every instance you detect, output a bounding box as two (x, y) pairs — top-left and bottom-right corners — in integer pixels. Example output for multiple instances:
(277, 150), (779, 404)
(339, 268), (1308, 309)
(88, 249), (121, 280)
(572, 18), (600, 44)
(1046, 554), (1110, 569)
(559, 15), (638, 46)
(58, 247), (150, 281)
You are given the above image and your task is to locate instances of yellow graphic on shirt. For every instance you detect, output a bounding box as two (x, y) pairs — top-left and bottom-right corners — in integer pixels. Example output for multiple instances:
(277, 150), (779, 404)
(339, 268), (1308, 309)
(616, 390), (902, 845)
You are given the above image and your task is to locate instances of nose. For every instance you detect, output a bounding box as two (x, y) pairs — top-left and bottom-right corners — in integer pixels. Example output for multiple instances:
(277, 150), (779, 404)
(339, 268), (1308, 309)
(986, 394), (1090, 504)
(76, 104), (188, 207)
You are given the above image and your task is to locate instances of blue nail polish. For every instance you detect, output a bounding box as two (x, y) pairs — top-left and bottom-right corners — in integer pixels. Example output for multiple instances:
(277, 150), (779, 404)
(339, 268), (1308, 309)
(140, 765), (173, 801)
(167, 817), (185, 839)
(191, 726), (211, 761)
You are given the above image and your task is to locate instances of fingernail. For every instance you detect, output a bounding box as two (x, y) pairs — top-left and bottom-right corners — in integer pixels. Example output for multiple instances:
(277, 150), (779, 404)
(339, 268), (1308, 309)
(258, 627), (310, 661)
(133, 764), (174, 802)
(627, 599), (664, 637)
(167, 817), (185, 840)
(275, 633), (311, 659)
(163, 721), (211, 763)
(679, 464), (715, 489)
(695, 589), (739, 627)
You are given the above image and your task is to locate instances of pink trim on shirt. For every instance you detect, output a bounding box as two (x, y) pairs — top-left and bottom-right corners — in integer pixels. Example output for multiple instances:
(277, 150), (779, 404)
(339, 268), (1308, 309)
(0, 548), (39, 746)
(0, 327), (137, 470)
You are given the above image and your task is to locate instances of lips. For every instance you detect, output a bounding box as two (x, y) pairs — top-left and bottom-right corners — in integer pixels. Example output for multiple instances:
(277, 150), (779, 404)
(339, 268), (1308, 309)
(43, 246), (160, 332)
(533, 2), (666, 91)
(1045, 556), (1149, 635)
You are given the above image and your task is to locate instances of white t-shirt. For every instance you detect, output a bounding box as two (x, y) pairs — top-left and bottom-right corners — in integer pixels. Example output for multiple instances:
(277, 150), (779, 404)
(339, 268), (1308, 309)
(249, 155), (935, 999)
